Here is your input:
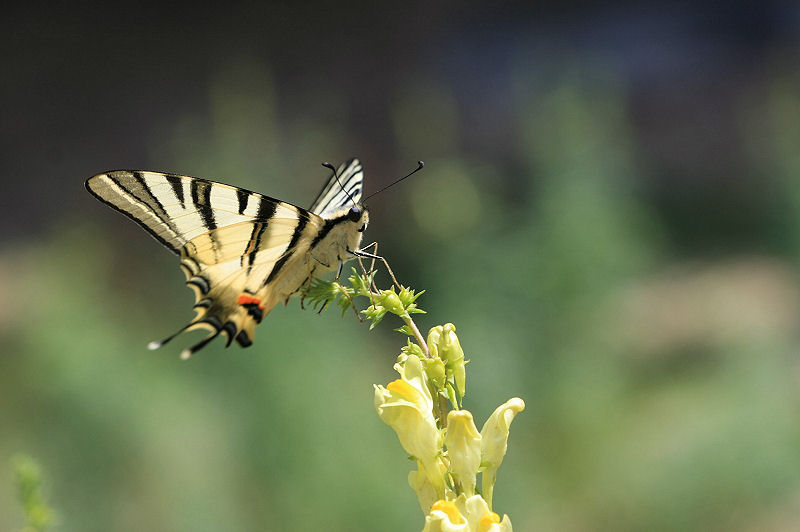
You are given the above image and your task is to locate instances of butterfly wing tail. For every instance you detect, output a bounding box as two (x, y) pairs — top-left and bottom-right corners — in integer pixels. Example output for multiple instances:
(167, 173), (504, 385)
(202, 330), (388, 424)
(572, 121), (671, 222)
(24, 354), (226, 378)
(147, 302), (271, 358)
(146, 255), (278, 358)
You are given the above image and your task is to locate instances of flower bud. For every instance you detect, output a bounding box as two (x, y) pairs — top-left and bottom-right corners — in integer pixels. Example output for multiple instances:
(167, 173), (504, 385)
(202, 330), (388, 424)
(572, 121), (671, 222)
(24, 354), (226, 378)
(401, 341), (426, 360)
(424, 358), (447, 391)
(381, 289), (406, 315)
(428, 324), (466, 399)
(398, 285), (423, 307)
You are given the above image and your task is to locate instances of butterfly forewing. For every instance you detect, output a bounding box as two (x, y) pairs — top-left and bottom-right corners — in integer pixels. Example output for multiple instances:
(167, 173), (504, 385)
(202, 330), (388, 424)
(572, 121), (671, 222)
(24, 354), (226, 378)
(86, 171), (309, 250)
(85, 159), (367, 358)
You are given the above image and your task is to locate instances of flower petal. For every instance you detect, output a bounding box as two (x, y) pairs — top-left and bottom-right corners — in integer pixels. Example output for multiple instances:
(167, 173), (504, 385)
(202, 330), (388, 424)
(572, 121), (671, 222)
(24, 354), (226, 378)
(479, 398), (525, 508)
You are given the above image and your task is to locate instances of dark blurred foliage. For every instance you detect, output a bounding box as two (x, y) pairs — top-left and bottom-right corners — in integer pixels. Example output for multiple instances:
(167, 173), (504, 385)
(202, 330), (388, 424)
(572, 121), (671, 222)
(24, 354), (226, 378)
(4, 2), (800, 531)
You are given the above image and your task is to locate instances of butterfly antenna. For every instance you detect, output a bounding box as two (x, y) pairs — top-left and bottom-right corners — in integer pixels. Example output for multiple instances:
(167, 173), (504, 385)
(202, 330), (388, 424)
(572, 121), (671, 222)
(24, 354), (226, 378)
(362, 161), (424, 201)
(322, 161), (357, 206)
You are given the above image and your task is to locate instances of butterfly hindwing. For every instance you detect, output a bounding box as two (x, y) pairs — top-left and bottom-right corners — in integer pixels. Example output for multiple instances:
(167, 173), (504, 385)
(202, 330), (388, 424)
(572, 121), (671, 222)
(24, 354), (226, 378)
(86, 160), (368, 358)
(309, 158), (363, 216)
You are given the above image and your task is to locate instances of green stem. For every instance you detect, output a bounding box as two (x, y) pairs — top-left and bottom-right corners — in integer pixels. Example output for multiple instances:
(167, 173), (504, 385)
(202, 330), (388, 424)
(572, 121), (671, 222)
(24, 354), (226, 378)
(401, 312), (429, 357)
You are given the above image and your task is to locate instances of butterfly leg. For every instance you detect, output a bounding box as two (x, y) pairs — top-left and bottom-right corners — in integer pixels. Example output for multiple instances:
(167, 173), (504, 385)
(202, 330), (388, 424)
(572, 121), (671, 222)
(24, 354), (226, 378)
(356, 241), (379, 278)
(299, 275), (313, 310)
(336, 258), (344, 280)
(309, 253), (331, 268)
(352, 245), (402, 290)
(354, 241), (380, 295)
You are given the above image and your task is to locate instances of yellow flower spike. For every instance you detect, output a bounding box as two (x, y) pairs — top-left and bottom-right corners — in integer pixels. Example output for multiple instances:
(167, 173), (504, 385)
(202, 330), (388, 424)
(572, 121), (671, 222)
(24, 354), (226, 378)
(479, 398), (525, 509)
(445, 410), (482, 496)
(375, 355), (446, 500)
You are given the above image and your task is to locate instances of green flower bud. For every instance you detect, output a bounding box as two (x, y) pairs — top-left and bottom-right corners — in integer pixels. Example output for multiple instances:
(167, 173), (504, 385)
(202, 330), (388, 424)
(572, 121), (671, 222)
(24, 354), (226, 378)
(424, 357), (447, 391)
(381, 289), (406, 316)
(398, 285), (425, 307)
(427, 324), (467, 400)
(362, 304), (388, 329)
(401, 340), (426, 360)
(427, 326), (442, 359)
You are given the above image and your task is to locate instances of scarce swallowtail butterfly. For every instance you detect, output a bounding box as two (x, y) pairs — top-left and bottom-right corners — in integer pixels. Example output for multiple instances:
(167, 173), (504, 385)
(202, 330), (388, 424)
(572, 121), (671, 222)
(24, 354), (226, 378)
(85, 159), (372, 359)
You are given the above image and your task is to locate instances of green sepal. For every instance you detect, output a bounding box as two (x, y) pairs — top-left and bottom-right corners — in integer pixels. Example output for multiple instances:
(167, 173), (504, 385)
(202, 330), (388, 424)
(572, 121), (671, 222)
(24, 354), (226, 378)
(401, 340), (426, 359)
(395, 324), (415, 336)
(445, 382), (459, 409)
(398, 286), (425, 307)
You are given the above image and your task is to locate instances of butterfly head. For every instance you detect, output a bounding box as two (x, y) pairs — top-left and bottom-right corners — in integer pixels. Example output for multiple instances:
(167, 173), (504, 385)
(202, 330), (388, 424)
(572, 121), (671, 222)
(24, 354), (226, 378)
(347, 204), (368, 232)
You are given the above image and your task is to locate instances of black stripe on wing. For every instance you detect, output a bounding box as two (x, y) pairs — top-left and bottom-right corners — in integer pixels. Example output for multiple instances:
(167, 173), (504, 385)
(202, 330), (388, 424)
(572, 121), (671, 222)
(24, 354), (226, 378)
(264, 215), (309, 285)
(85, 173), (183, 254)
(86, 170), (322, 256)
(245, 198), (279, 269)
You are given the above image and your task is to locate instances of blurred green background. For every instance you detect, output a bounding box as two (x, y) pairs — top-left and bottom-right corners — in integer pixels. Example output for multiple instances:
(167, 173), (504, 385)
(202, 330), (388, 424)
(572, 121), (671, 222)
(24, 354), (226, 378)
(4, 3), (800, 531)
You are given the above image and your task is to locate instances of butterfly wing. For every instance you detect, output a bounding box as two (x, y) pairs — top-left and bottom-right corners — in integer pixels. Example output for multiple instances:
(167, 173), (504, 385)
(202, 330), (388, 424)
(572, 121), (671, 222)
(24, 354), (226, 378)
(309, 158), (363, 216)
(86, 170), (325, 357)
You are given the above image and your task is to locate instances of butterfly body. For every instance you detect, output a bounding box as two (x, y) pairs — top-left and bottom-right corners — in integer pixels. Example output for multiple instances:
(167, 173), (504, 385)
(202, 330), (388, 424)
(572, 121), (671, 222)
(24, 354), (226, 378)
(86, 159), (367, 358)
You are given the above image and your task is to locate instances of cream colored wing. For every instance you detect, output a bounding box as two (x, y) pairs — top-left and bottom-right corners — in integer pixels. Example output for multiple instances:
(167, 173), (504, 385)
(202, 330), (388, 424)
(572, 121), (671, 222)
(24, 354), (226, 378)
(169, 215), (326, 359)
(86, 169), (327, 357)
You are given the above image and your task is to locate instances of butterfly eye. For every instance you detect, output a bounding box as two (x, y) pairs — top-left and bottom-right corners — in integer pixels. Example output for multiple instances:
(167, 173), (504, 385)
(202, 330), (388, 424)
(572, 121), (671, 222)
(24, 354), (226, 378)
(347, 206), (361, 222)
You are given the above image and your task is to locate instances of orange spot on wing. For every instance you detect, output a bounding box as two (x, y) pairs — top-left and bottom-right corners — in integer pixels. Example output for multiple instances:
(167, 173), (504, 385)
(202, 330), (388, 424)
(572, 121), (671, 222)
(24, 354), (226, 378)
(238, 294), (265, 310)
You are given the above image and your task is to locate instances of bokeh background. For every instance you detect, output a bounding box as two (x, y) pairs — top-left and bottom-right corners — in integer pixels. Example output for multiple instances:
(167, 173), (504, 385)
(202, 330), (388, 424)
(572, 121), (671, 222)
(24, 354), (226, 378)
(4, 2), (800, 531)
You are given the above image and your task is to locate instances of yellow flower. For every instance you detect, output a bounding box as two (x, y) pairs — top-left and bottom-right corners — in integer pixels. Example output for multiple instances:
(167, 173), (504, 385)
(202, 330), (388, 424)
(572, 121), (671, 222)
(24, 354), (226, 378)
(422, 495), (513, 532)
(479, 398), (525, 508)
(445, 410), (482, 496)
(409, 462), (441, 513)
(374, 354), (445, 501)
(462, 494), (513, 532)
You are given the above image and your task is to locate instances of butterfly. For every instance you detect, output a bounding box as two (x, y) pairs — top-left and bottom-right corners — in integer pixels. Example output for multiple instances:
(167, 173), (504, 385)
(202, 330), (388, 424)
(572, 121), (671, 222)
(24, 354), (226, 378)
(85, 159), (372, 359)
